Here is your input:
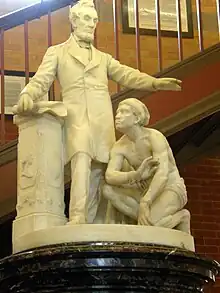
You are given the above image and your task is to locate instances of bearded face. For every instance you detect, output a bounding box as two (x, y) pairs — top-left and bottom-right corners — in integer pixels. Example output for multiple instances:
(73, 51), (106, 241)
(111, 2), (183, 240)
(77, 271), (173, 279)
(70, 6), (98, 43)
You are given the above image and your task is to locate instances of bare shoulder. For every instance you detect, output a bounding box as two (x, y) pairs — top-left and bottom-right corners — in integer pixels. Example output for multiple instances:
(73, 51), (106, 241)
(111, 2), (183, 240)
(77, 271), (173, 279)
(110, 135), (130, 156)
(148, 128), (166, 141)
(147, 128), (169, 152)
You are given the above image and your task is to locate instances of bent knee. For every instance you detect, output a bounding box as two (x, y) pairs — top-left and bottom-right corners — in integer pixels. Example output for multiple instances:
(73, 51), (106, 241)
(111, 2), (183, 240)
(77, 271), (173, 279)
(182, 209), (191, 219)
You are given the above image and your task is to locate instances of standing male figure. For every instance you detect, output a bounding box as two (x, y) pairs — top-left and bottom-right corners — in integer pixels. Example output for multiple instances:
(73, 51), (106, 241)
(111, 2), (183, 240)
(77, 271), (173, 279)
(17, 0), (182, 224)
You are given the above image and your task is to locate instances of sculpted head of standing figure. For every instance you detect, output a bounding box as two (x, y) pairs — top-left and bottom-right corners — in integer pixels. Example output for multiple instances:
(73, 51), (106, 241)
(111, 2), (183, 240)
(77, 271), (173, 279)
(69, 0), (98, 43)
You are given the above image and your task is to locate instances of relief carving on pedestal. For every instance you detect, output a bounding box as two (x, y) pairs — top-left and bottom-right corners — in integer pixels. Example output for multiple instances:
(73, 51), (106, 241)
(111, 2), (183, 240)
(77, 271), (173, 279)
(19, 154), (37, 189)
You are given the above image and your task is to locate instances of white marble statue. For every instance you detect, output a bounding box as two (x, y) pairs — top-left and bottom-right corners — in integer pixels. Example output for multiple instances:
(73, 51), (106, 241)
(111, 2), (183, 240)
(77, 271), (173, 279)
(16, 0), (183, 225)
(103, 98), (191, 234)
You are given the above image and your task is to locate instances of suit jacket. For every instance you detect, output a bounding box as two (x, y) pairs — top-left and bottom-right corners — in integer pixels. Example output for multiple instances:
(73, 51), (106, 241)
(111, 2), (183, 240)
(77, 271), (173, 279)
(20, 35), (156, 164)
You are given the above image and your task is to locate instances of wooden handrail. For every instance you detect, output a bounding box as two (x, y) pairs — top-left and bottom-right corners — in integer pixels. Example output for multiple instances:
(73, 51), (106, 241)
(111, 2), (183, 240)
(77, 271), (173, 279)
(111, 42), (220, 106)
(0, 0), (75, 31)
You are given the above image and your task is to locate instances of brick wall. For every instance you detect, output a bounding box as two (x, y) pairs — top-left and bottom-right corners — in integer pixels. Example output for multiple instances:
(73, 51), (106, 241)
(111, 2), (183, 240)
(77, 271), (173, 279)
(181, 155), (220, 292)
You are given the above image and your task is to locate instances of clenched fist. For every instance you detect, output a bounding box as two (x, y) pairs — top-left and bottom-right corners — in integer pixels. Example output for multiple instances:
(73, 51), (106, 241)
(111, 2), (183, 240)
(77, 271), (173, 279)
(17, 94), (34, 113)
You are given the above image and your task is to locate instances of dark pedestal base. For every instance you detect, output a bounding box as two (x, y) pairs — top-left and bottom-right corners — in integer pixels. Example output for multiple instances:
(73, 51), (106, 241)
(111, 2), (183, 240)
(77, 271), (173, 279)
(0, 242), (219, 292)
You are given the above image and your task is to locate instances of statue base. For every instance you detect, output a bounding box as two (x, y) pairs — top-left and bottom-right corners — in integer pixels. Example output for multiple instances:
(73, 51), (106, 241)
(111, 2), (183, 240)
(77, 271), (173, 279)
(0, 242), (219, 292)
(13, 224), (195, 253)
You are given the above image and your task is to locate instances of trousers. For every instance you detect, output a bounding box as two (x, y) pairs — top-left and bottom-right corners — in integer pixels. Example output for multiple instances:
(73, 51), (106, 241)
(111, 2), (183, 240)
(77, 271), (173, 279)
(69, 152), (105, 224)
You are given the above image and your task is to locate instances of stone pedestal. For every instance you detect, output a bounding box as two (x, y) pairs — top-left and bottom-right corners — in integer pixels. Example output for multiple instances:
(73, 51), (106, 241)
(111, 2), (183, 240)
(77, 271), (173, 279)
(13, 103), (68, 252)
(13, 224), (195, 253)
(0, 242), (219, 292)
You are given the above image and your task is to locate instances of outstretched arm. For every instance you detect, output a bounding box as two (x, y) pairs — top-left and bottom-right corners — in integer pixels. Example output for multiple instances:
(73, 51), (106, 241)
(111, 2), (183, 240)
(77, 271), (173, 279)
(107, 55), (156, 91)
(107, 55), (181, 92)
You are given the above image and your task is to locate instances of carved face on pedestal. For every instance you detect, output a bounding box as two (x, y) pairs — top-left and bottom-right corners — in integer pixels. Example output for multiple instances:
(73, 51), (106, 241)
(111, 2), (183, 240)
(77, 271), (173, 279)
(69, 2), (98, 43)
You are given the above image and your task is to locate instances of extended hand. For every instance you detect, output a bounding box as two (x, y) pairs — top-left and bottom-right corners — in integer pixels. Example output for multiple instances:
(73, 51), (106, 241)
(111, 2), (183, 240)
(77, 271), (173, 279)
(17, 94), (34, 113)
(128, 158), (152, 183)
(137, 156), (159, 181)
(153, 78), (182, 91)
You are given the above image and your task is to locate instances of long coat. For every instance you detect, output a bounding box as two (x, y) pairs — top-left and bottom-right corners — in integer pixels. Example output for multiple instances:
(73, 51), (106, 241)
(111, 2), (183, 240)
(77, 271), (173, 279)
(20, 35), (156, 164)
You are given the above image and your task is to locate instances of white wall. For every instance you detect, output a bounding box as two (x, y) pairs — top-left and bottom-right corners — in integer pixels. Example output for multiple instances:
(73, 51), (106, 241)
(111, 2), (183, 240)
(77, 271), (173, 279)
(0, 0), (40, 16)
